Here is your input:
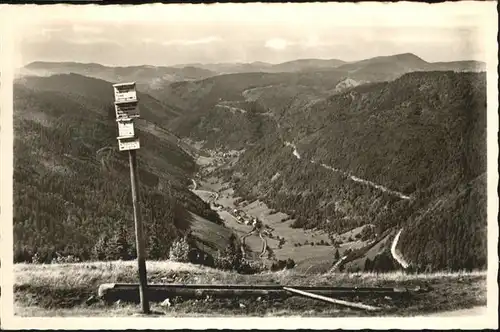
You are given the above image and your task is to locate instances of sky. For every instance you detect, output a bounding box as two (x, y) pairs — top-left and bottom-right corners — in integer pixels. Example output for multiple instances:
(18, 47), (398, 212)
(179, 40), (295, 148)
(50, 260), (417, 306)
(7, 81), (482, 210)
(4, 2), (497, 68)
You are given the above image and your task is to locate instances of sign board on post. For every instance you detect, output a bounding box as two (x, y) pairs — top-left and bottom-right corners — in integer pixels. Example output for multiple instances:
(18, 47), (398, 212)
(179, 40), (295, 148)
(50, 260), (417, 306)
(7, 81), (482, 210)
(118, 137), (140, 151)
(117, 121), (135, 138)
(112, 81), (150, 314)
(115, 101), (140, 121)
(113, 82), (138, 103)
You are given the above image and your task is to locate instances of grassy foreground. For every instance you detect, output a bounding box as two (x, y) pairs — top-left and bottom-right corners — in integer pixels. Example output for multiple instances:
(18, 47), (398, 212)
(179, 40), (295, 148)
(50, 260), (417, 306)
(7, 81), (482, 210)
(14, 261), (486, 317)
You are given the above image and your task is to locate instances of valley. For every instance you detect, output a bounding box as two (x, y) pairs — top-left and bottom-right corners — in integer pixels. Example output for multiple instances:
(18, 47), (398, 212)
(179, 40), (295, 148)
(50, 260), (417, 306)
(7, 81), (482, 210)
(10, 51), (490, 318)
(167, 67), (487, 273)
(189, 146), (378, 273)
(12, 54), (487, 273)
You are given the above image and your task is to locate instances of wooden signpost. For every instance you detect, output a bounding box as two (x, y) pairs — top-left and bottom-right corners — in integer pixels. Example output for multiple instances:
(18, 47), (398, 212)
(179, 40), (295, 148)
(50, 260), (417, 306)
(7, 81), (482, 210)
(112, 82), (150, 314)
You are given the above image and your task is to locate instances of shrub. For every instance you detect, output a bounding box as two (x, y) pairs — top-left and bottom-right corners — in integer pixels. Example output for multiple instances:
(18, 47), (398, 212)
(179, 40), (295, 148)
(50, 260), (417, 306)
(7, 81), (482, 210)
(169, 236), (191, 263)
(31, 252), (42, 264)
(285, 258), (296, 269)
(214, 236), (242, 270)
(359, 226), (375, 241)
(91, 235), (109, 261)
(266, 247), (275, 260)
(270, 258), (295, 271)
(107, 227), (132, 261)
(238, 258), (265, 274)
(51, 252), (81, 264)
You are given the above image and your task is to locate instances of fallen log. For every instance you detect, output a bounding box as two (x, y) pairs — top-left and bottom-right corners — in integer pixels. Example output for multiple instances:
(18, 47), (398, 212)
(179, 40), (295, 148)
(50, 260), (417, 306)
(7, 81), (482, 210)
(98, 283), (417, 304)
(283, 287), (381, 311)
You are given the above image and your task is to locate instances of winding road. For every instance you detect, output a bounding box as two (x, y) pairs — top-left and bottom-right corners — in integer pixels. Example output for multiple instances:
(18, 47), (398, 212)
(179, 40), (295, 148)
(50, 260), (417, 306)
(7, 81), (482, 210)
(391, 229), (410, 269)
(237, 88), (412, 201)
(190, 178), (268, 260)
(329, 255), (348, 272)
(215, 102), (247, 114)
(239, 228), (268, 258)
(284, 140), (410, 200)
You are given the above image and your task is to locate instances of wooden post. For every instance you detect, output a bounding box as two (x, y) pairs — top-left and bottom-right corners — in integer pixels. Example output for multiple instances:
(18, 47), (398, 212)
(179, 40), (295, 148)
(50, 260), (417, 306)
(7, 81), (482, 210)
(113, 82), (148, 314)
(128, 149), (150, 314)
(283, 287), (381, 311)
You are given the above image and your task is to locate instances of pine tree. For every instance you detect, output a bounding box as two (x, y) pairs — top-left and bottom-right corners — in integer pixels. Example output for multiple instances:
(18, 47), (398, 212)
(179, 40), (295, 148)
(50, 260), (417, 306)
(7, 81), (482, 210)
(116, 224), (131, 260)
(91, 235), (109, 261)
(215, 235), (243, 270)
(106, 234), (120, 261)
(169, 235), (191, 262)
(148, 232), (163, 260)
(364, 257), (372, 271)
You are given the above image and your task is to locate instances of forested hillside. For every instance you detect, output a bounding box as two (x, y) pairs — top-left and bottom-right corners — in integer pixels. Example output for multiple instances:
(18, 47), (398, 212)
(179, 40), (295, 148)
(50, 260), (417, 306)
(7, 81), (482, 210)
(13, 76), (222, 264)
(18, 73), (183, 123)
(159, 70), (345, 112)
(398, 173), (487, 271)
(281, 71), (487, 194)
(220, 71), (486, 271)
(164, 69), (348, 143)
(13, 56), (488, 272)
(169, 101), (275, 150)
(163, 55), (485, 147)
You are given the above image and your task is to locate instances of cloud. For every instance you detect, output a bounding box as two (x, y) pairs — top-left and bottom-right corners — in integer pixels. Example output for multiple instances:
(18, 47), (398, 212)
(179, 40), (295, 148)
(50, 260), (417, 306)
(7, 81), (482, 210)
(161, 36), (223, 46)
(265, 38), (290, 50)
(71, 24), (102, 34)
(14, 2), (494, 66)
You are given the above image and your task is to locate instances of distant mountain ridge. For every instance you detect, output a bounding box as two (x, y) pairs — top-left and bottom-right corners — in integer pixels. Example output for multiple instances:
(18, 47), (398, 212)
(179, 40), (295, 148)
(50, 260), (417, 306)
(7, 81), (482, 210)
(337, 53), (485, 82)
(22, 53), (485, 79)
(20, 53), (485, 110)
(170, 58), (347, 74)
(20, 62), (218, 92)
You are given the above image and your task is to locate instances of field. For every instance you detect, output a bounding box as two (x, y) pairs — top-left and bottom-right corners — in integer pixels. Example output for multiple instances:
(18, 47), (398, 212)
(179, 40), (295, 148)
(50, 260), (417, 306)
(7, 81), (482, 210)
(195, 176), (369, 271)
(13, 261), (487, 317)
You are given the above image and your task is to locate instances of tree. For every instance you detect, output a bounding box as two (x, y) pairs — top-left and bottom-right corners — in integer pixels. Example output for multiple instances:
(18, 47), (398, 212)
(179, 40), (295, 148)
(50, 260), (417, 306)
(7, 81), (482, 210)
(215, 234), (242, 270)
(91, 235), (109, 261)
(364, 257), (372, 271)
(169, 236), (191, 262)
(110, 224), (132, 260)
(334, 248), (340, 260)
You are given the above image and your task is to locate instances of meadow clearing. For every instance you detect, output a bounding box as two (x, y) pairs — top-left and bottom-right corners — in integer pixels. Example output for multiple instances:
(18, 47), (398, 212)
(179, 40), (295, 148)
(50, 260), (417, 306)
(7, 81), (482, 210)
(14, 261), (487, 317)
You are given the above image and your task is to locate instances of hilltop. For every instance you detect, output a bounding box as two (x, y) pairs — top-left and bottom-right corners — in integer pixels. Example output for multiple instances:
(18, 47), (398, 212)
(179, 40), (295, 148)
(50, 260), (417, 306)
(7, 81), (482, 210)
(171, 58), (347, 74)
(20, 62), (217, 93)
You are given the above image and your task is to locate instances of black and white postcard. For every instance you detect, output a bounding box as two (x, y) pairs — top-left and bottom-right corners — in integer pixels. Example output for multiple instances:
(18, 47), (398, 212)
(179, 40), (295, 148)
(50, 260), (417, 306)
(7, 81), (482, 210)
(0, 2), (498, 330)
